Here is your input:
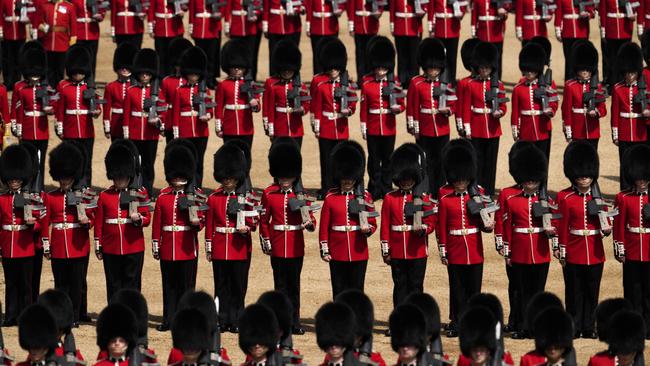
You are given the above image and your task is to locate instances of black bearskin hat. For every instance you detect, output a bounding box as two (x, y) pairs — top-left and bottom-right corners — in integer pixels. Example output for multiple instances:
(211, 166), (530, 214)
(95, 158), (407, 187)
(96, 304), (137, 349)
(257, 291), (294, 338)
(596, 298), (633, 342)
(563, 140), (599, 181)
(22, 46), (47, 78)
(405, 292), (441, 341)
(418, 37), (446, 70)
(110, 289), (149, 344)
(616, 42), (644, 77)
(164, 142), (196, 182)
(467, 293), (504, 325)
(178, 291), (218, 335)
(460, 38), (480, 72)
(608, 310), (646, 355)
(534, 307), (574, 353)
(268, 137), (302, 179)
(172, 308), (210, 351)
(643, 32), (650, 64)
(335, 290), (374, 342)
(320, 39), (347, 71)
(113, 43), (138, 72)
(519, 43), (547, 74)
(330, 140), (366, 184)
(390, 304), (427, 352)
(20, 142), (40, 187)
(571, 40), (598, 74)
(225, 139), (251, 172)
(221, 39), (251, 72)
(623, 144), (650, 184)
(443, 139), (477, 183)
(105, 140), (137, 180)
(49, 142), (84, 182)
(0, 144), (33, 185)
(213, 142), (248, 183)
(368, 36), (396, 71)
(133, 48), (160, 77)
(459, 306), (497, 357)
(165, 137), (198, 161)
(180, 46), (207, 78)
(390, 143), (425, 186)
(272, 40), (302, 72)
(65, 45), (91, 76)
(315, 302), (356, 350)
(168, 37), (193, 68)
(37, 289), (74, 331)
(525, 292), (564, 336)
(509, 142), (548, 184)
(530, 36), (552, 65)
(239, 304), (280, 355)
(18, 304), (58, 351)
(472, 42), (498, 70)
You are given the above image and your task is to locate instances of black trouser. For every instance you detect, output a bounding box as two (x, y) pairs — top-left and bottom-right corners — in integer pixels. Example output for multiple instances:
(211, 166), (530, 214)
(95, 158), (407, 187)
(187, 137), (208, 187)
(115, 34), (143, 50)
(604, 38), (630, 87)
(47, 51), (67, 88)
(271, 256), (304, 326)
(580, 138), (599, 151)
(533, 138), (551, 162)
(505, 263), (520, 329)
(21, 139), (48, 191)
(624, 260), (650, 335)
(230, 35), (259, 80)
(310, 35), (338, 75)
(64, 137), (94, 187)
(154, 36), (175, 77)
(2, 39), (25, 90)
(395, 35), (421, 89)
(390, 258), (427, 308)
(132, 140), (158, 195)
(440, 37), (459, 84)
(470, 137), (499, 196)
(416, 135), (450, 198)
(2, 256), (34, 323)
(511, 262), (549, 332)
(165, 130), (175, 144)
(80, 254), (89, 319)
(492, 41), (503, 80)
(601, 37), (609, 84)
(223, 135), (253, 148)
(354, 34), (374, 82)
(76, 40), (99, 79)
(32, 247), (43, 303)
(268, 33), (301, 76)
(562, 38), (582, 82)
(563, 262), (603, 333)
(194, 38), (221, 87)
(160, 259), (198, 325)
(618, 141), (643, 190)
(51, 257), (85, 322)
(447, 263), (483, 326)
(213, 259), (249, 326)
(253, 32), (262, 81)
(103, 252), (145, 303)
(329, 260), (368, 299)
(366, 135), (395, 198)
(286, 136), (303, 148)
(318, 138), (343, 194)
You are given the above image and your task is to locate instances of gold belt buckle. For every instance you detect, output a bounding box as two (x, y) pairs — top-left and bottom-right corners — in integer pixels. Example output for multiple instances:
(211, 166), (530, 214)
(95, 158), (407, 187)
(583, 229), (590, 236)
(462, 228), (468, 235)
(12, 225), (20, 231)
(63, 223), (69, 230)
(286, 107), (293, 113)
(118, 218), (126, 224)
(346, 225), (352, 232)
(528, 227), (534, 234)
(284, 224), (290, 231)
(402, 224), (408, 231)
(234, 105), (241, 110)
(173, 224), (178, 232)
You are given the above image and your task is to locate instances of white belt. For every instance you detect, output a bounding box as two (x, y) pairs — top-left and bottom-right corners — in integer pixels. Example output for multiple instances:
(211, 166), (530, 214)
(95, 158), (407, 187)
(1, 224), (28, 231)
(620, 112), (641, 118)
(162, 225), (192, 232)
(420, 108), (438, 114)
(395, 12), (416, 17)
(105, 218), (132, 224)
(471, 106), (492, 114)
(478, 15), (498, 21)
(331, 225), (361, 232)
(215, 227), (237, 234)
(606, 12), (626, 18)
(52, 223), (82, 230)
(270, 8), (286, 14)
(195, 12), (212, 17)
(155, 12), (174, 18)
(25, 111), (46, 117)
(523, 15), (542, 20)
(627, 225), (650, 234)
(514, 227), (544, 234)
(77, 17), (93, 22)
(131, 111), (147, 117)
(571, 107), (587, 113)
(563, 14), (580, 19)
(435, 13), (454, 18)
(225, 104), (250, 110)
(116, 11), (136, 16)
(312, 11), (332, 17)
(232, 10), (248, 15)
(323, 111), (344, 119)
(391, 224), (414, 232)
(111, 108), (124, 114)
(4, 16), (19, 21)
(355, 10), (371, 16)
(273, 224), (303, 231)
(569, 229), (600, 236)
(26, 6), (35, 12)
(369, 108), (390, 114)
(521, 110), (543, 116)
(449, 228), (479, 235)
(275, 106), (295, 112)
(66, 109), (89, 115)
(180, 111), (198, 117)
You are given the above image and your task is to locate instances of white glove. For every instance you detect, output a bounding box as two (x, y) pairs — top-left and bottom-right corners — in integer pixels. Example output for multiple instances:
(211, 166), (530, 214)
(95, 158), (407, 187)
(152, 240), (160, 259)
(314, 119), (320, 136)
(515, 26), (522, 40)
(348, 20), (354, 33)
(471, 25), (477, 37)
(555, 27), (562, 41)
(261, 238), (272, 254)
(413, 121), (420, 135)
(262, 117), (269, 134)
(390, 22), (394, 33)
(215, 120), (223, 135)
(639, 24), (644, 36)
(612, 126), (619, 143)
(173, 126), (179, 139)
(305, 21), (310, 35)
(428, 21), (433, 33)
(147, 22), (154, 35)
(16, 123), (22, 138)
(224, 22), (231, 34)
(495, 235), (504, 251)
(111, 26), (116, 37)
(381, 240), (390, 257)
(456, 118), (464, 133)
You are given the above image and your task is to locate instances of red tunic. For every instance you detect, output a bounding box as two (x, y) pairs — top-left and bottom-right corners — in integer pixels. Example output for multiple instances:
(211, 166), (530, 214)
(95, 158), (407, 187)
(96, 348), (157, 362)
(188, 0), (222, 39)
(389, 0), (423, 36)
(360, 76), (405, 136)
(322, 352), (386, 366)
(261, 0), (302, 35)
(94, 187), (151, 256)
(457, 352), (514, 366)
(55, 81), (101, 139)
(41, 189), (95, 259)
(455, 74), (472, 127)
(110, 0), (145, 36)
(610, 81), (648, 142)
(14, 84), (51, 141)
(215, 77), (256, 136)
(147, 0), (184, 37)
(510, 79), (558, 142)
(224, 0), (260, 35)
(462, 78), (506, 139)
(0, 191), (39, 258)
(427, 0), (464, 38)
(503, 191), (553, 264)
(436, 187), (485, 265)
(262, 77), (309, 138)
(599, 0), (634, 39)
(305, 0), (342, 36)
(519, 351), (547, 366)
(103, 79), (132, 139)
(406, 74), (456, 137)
(613, 190), (650, 262)
(172, 83), (214, 138)
(37, 0), (77, 52)
(69, 0), (104, 40)
(380, 190), (435, 259)
(561, 79), (607, 140)
(123, 83), (164, 140)
(10, 80), (28, 127)
(554, 0), (594, 38)
(167, 348), (230, 365)
(640, 0), (650, 31)
(515, 0), (549, 40)
(587, 351), (616, 366)
(205, 188), (256, 261)
(318, 189), (376, 262)
(347, 0), (381, 35)
(0, 0), (28, 40)
(471, 0), (507, 42)
(312, 77), (357, 140)
(160, 75), (186, 132)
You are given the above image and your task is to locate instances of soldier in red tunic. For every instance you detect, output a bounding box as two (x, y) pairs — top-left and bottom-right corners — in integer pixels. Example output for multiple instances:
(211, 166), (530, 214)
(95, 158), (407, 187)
(554, 0), (595, 81)
(110, 0), (145, 49)
(404, 293), (449, 361)
(470, 0), (509, 78)
(304, 0), (342, 74)
(0, 0), (29, 89)
(36, 289), (82, 361)
(427, 0), (465, 83)
(35, 0), (77, 87)
(207, 142), (257, 333)
(334, 290), (386, 364)
(610, 43), (649, 190)
(388, 0), (423, 88)
(588, 310), (646, 366)
(188, 0), (222, 86)
(10, 42), (45, 148)
(15, 304), (58, 366)
(347, 0), (381, 82)
(239, 304), (281, 366)
(319, 141), (377, 298)
(458, 307), (501, 366)
(103, 44), (137, 141)
(514, 0), (551, 46)
(561, 41), (606, 149)
(110, 289), (158, 362)
(388, 304), (427, 366)
(94, 304), (137, 366)
(315, 302), (356, 366)
(170, 309), (211, 365)
(147, 0), (185, 76)
(454, 38), (479, 137)
(224, 0), (261, 80)
(262, 0), (302, 75)
(160, 37), (192, 143)
(69, 0), (105, 77)
(518, 292), (565, 365)
(599, 0), (636, 87)
(526, 307), (576, 366)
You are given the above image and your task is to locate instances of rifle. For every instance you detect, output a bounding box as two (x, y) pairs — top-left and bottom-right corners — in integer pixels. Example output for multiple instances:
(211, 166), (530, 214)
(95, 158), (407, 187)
(130, 0), (147, 14)
(532, 186), (562, 234)
(412, 0), (429, 15)
(431, 72), (451, 111)
(490, 0), (511, 10)
(66, 187), (98, 224)
(466, 184), (499, 228)
(119, 159), (153, 219)
(485, 74), (509, 115)
(168, 0), (189, 13)
(240, 76), (264, 112)
(403, 174), (433, 233)
(533, 69), (558, 113)
(327, 0), (346, 14)
(281, 0), (303, 15)
(586, 181), (618, 233)
(13, 152), (45, 222)
(242, 0), (262, 21)
(347, 184), (379, 228)
(488, 322), (504, 366)
(82, 76), (106, 117)
(178, 180), (209, 225)
(447, 0), (463, 16)
(643, 203), (650, 220)
(619, 0), (639, 16)
(196, 331), (231, 366)
(286, 74), (311, 112)
(86, 0), (109, 18)
(206, 0), (227, 14)
(128, 345), (159, 366)
(58, 332), (86, 366)
(193, 80), (217, 119)
(355, 338), (378, 366)
(143, 78), (168, 131)
(35, 80), (59, 112)
(14, 0), (31, 23)
(581, 72), (607, 113)
(287, 179), (321, 226)
(226, 180), (263, 231)
(572, 0), (595, 13)
(535, 0), (556, 18)
(382, 71), (406, 110)
(366, 0), (387, 14)
(333, 71), (358, 115)
(633, 74), (650, 115)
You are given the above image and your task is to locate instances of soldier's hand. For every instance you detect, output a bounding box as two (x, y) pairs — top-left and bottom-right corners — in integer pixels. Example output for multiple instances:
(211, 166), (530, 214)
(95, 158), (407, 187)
(25, 217), (36, 226)
(321, 254), (331, 262)
(131, 212), (142, 223)
(602, 227), (612, 236)
(553, 249), (561, 259)
(92, 109), (101, 118)
(238, 226), (250, 234)
(391, 105), (402, 114)
(440, 257), (448, 266)
(206, 251), (212, 262)
(79, 216), (90, 225)
(616, 254), (625, 263)
(153, 251), (160, 260)
(545, 227), (557, 237)
(190, 217), (201, 226)
(587, 109), (598, 118)
(44, 250), (51, 260)
(360, 224), (371, 234)
(292, 106), (304, 114)
(382, 255), (391, 265)
(341, 108), (352, 116)
(498, 247), (506, 257)
(439, 107), (451, 116)
(104, 132), (111, 139)
(643, 109), (650, 118)
(492, 110), (503, 118)
(579, 10), (590, 18)
(95, 250), (103, 261)
(544, 108), (554, 117)
(44, 106), (54, 115)
(303, 220), (315, 231)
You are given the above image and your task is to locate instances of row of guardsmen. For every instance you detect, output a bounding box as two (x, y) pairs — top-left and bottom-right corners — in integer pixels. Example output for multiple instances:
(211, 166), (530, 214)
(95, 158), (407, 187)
(2, 285), (650, 366)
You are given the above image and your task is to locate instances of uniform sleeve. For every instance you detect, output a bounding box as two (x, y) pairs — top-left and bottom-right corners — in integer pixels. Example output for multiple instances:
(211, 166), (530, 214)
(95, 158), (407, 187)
(41, 194), (51, 241)
(215, 82), (225, 122)
(205, 196), (214, 243)
(498, 81), (507, 114)
(554, 0), (562, 28)
(359, 83), (368, 125)
(347, 81), (358, 113)
(152, 197), (162, 242)
(365, 191), (377, 235)
(549, 80), (559, 114)
(515, 0), (523, 30)
(318, 195), (331, 246)
(266, 82), (276, 128)
(406, 78), (418, 127)
(301, 83), (310, 113)
(313, 82), (323, 125)
(463, 81), (472, 124)
(561, 81), (572, 127)
(511, 85), (520, 128)
(613, 193), (626, 247)
(597, 83), (607, 117)
(305, 0), (312, 27)
(259, 191), (271, 240)
(69, 5), (78, 38)
(0, 87), (9, 124)
(138, 188), (152, 227)
(502, 197), (513, 248)
(15, 89), (24, 130)
(380, 194), (390, 246)
(436, 197), (447, 247)
(94, 193), (104, 245)
(558, 197), (569, 247)
(423, 195), (436, 235)
(611, 86), (620, 132)
(103, 84), (113, 128)
(172, 88), (181, 131)
(395, 78), (406, 112)
(494, 191), (506, 238)
(123, 88), (131, 130)
(56, 86), (65, 125)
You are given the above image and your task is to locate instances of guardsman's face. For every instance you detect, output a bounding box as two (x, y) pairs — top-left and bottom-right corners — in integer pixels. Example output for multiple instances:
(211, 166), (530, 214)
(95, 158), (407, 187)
(398, 178), (415, 191)
(340, 179), (356, 192)
(108, 337), (128, 358)
(28, 348), (48, 362)
(222, 178), (239, 192)
(182, 349), (202, 363)
(452, 179), (470, 193)
(247, 344), (269, 360)
(278, 177), (296, 191)
(230, 68), (245, 78)
(524, 71), (538, 81)
(59, 177), (74, 191)
(425, 67), (441, 79)
(139, 72), (152, 84)
(8, 179), (22, 191)
(636, 179), (649, 192)
(113, 177), (130, 190)
(577, 70), (592, 80)
(543, 345), (565, 363)
(187, 74), (200, 84)
(397, 346), (418, 361)
(280, 70), (295, 80)
(28, 75), (41, 86)
(72, 73), (86, 82)
(325, 345), (345, 359)
(574, 177), (593, 190)
(374, 67), (388, 78)
(470, 346), (489, 364)
(478, 66), (492, 79)
(118, 68), (132, 78)
(522, 180), (540, 193)
(616, 352), (636, 366)
(170, 177), (188, 189)
(328, 69), (341, 80)
(625, 72), (638, 84)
